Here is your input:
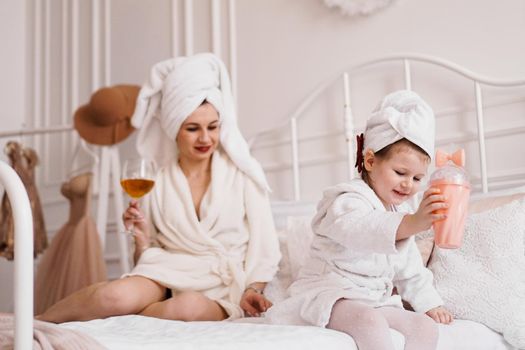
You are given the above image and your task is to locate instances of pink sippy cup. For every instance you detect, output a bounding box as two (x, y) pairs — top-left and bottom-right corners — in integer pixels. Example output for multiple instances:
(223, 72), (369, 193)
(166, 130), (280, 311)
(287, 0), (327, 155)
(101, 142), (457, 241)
(429, 149), (471, 249)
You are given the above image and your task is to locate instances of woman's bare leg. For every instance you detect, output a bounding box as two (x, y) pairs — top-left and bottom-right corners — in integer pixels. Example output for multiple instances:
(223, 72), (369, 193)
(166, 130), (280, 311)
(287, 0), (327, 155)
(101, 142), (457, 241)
(378, 306), (438, 350)
(140, 291), (228, 321)
(37, 276), (166, 323)
(326, 299), (394, 350)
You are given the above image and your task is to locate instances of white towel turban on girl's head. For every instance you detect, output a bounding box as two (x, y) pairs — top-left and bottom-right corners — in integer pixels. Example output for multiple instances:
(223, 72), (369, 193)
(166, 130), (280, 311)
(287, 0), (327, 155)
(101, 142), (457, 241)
(131, 53), (270, 192)
(363, 90), (435, 160)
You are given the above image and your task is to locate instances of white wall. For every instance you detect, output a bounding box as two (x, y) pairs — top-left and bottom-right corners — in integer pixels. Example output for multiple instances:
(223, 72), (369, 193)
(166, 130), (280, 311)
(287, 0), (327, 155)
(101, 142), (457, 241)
(0, 0), (27, 313)
(0, 0), (524, 311)
(0, 0), (27, 138)
(234, 0), (525, 201)
(235, 0), (525, 137)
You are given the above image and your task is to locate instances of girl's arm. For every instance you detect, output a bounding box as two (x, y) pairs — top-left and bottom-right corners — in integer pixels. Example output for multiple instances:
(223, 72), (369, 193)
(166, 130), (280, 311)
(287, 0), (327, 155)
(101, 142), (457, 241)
(317, 193), (405, 254)
(396, 188), (447, 240)
(393, 238), (443, 313)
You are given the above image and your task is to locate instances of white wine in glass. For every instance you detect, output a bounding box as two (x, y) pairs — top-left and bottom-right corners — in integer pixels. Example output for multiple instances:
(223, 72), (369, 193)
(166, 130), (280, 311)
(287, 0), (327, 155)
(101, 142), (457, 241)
(120, 158), (155, 236)
(120, 178), (155, 199)
(120, 158), (155, 199)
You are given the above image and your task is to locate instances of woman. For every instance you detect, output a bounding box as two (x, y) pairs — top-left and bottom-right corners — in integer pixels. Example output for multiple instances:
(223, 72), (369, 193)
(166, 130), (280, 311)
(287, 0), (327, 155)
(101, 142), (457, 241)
(38, 53), (281, 323)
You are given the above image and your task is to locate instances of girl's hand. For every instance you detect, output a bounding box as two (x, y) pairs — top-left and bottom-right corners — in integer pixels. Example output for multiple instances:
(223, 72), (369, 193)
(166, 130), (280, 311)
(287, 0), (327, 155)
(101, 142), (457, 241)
(397, 188), (448, 239)
(240, 288), (273, 317)
(426, 306), (454, 324)
(409, 188), (448, 232)
(122, 200), (150, 250)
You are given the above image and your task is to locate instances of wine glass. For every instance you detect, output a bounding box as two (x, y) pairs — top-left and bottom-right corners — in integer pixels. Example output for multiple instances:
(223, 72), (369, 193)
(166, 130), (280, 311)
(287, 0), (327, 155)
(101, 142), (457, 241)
(120, 158), (155, 235)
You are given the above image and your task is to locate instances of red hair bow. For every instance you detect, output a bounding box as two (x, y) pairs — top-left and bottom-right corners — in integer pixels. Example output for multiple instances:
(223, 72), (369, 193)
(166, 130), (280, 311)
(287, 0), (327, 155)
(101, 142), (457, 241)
(355, 133), (364, 173)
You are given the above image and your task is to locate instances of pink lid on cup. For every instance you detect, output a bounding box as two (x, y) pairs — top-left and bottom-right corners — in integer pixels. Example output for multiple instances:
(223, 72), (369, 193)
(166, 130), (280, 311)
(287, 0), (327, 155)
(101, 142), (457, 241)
(430, 149), (470, 187)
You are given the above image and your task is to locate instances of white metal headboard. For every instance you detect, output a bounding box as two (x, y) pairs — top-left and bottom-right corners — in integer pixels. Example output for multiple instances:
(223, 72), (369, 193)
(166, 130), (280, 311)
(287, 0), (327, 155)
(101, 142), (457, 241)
(250, 53), (525, 201)
(0, 160), (33, 350)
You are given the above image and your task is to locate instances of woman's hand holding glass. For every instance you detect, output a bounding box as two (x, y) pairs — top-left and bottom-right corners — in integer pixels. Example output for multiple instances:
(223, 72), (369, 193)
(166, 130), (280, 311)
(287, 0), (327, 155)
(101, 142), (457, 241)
(122, 200), (150, 253)
(120, 158), (155, 201)
(120, 158), (155, 256)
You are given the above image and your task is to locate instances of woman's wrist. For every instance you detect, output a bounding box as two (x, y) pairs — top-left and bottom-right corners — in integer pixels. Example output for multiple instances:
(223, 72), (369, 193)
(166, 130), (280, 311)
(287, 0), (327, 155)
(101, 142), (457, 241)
(244, 283), (265, 295)
(132, 234), (151, 252)
(136, 244), (150, 253)
(244, 286), (263, 295)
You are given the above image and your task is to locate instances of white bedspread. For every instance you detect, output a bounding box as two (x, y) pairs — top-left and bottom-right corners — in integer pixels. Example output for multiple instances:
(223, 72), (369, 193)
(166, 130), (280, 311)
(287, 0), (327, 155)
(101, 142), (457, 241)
(60, 315), (357, 350)
(57, 198), (519, 350)
(60, 315), (517, 350)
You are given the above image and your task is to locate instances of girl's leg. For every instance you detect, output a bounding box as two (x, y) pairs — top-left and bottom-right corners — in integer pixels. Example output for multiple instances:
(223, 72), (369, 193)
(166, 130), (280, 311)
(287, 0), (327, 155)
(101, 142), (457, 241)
(139, 291), (228, 321)
(378, 306), (438, 350)
(37, 276), (166, 323)
(326, 299), (394, 350)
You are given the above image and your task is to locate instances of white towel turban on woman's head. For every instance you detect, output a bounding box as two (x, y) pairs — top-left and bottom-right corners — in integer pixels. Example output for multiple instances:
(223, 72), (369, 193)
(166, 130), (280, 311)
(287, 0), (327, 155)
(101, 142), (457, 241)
(131, 53), (270, 192)
(363, 90), (435, 160)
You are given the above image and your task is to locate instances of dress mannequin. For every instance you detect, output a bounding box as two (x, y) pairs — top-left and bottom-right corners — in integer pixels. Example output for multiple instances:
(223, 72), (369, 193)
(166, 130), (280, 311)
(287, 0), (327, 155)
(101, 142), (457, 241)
(35, 172), (107, 314)
(0, 141), (47, 260)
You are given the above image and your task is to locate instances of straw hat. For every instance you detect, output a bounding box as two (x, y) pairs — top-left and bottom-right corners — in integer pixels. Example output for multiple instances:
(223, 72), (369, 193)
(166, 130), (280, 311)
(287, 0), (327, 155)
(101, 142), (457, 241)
(74, 84), (140, 145)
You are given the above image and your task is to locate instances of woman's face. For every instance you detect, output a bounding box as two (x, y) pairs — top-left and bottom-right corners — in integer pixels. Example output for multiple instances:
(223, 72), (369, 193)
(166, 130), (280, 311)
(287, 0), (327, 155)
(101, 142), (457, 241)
(176, 102), (220, 162)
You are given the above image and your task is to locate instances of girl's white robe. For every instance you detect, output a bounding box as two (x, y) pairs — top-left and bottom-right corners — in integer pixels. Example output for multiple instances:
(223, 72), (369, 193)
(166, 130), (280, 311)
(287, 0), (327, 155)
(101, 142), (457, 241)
(267, 179), (442, 327)
(125, 150), (281, 318)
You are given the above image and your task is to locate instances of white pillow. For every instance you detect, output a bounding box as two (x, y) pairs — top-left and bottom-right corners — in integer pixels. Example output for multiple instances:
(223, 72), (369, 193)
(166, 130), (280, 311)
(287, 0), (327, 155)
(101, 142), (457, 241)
(428, 198), (525, 348)
(285, 216), (315, 280)
(264, 215), (315, 303)
(268, 200), (316, 289)
(263, 229), (293, 304)
(271, 201), (317, 231)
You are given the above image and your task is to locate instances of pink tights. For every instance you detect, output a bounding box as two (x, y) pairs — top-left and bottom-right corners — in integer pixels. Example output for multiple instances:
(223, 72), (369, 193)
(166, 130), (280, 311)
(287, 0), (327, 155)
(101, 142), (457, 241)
(327, 299), (438, 350)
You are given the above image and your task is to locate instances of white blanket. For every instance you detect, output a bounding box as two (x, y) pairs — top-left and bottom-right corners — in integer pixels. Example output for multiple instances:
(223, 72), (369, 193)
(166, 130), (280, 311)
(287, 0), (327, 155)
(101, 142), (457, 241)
(59, 315), (517, 350)
(125, 150), (281, 318)
(0, 314), (105, 350)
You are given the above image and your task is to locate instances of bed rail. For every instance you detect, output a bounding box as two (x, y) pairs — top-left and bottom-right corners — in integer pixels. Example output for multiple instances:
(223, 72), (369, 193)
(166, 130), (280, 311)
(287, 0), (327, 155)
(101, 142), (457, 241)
(250, 53), (525, 201)
(0, 160), (34, 350)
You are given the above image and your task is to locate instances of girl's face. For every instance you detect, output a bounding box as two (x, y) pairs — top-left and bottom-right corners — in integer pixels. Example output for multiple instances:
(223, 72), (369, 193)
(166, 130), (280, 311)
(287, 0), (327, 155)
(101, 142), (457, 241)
(176, 102), (220, 162)
(365, 146), (429, 208)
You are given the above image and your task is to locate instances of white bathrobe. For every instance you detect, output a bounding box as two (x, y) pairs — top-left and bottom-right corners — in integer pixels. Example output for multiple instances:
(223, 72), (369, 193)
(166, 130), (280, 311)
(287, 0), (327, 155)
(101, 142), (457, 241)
(267, 179), (442, 327)
(126, 150), (281, 318)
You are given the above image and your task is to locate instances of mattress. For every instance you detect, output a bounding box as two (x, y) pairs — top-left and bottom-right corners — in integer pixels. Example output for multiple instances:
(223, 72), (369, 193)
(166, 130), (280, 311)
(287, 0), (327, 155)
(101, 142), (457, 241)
(57, 199), (518, 350)
(60, 314), (516, 350)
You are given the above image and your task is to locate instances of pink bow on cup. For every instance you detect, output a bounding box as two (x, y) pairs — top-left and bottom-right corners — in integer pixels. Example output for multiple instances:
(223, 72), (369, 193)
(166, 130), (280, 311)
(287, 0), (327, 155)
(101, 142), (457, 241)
(435, 149), (465, 167)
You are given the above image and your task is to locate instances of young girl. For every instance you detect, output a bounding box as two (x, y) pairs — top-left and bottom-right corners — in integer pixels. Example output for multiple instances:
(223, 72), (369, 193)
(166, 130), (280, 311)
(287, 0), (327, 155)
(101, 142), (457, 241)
(267, 90), (453, 350)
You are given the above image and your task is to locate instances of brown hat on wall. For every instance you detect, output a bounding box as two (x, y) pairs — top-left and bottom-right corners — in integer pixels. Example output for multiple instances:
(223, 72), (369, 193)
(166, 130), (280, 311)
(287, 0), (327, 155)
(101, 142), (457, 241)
(74, 84), (140, 145)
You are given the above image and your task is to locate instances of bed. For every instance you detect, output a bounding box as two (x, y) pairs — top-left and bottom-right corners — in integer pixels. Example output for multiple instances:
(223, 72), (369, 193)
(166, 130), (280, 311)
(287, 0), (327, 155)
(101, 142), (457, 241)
(3, 53), (525, 349)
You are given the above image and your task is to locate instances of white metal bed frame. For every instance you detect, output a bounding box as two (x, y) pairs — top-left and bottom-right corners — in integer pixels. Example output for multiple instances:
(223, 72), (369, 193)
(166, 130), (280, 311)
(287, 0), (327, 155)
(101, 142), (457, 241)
(3, 53), (525, 348)
(0, 127), (131, 349)
(0, 160), (33, 350)
(249, 53), (525, 201)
